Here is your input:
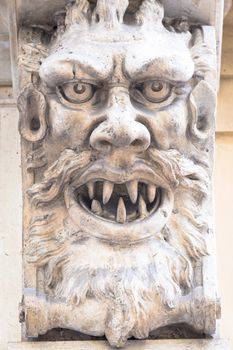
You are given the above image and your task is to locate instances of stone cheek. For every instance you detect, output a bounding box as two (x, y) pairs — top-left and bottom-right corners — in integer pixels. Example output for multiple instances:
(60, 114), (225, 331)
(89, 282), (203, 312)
(17, 0), (219, 347)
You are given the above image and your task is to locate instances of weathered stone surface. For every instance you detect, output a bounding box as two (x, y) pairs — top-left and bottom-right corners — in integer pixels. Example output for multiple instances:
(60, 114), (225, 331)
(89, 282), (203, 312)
(8, 339), (231, 350)
(15, 0), (225, 82)
(0, 38), (12, 85)
(16, 0), (224, 28)
(0, 0), (9, 33)
(17, 0), (220, 348)
(0, 0), (12, 86)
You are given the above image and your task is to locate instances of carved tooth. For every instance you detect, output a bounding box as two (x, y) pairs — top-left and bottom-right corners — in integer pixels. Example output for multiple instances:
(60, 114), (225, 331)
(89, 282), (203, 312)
(91, 200), (102, 215)
(147, 184), (157, 203)
(116, 197), (126, 224)
(126, 180), (138, 204)
(138, 195), (148, 218)
(103, 181), (114, 205)
(87, 181), (94, 199)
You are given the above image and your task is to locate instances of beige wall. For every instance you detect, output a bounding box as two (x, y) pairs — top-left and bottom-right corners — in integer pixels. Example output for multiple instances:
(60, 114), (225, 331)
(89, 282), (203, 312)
(0, 106), (22, 350)
(215, 133), (233, 347)
(215, 6), (233, 346)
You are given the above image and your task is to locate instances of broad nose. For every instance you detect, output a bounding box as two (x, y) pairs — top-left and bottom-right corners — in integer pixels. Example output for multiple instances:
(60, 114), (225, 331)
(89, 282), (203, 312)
(90, 89), (150, 152)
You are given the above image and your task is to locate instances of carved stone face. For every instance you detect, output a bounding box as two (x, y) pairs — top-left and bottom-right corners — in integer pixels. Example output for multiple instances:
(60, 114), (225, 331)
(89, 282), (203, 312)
(18, 0), (218, 347)
(37, 16), (197, 242)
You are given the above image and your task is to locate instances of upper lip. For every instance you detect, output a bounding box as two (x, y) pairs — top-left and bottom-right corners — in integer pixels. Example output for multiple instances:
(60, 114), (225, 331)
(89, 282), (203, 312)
(70, 159), (169, 189)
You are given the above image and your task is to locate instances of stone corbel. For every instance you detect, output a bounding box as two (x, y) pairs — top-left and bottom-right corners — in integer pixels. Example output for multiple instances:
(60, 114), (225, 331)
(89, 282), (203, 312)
(11, 0), (226, 348)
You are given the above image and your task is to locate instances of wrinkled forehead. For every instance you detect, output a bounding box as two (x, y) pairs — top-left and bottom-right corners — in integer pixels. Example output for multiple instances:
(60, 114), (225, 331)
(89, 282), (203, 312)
(40, 24), (194, 87)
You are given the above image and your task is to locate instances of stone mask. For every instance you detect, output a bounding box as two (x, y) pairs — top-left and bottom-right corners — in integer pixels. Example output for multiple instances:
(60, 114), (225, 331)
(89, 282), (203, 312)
(18, 0), (219, 347)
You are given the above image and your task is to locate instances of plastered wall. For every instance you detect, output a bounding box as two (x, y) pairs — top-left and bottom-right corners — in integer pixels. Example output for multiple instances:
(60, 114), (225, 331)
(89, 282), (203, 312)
(0, 107), (22, 350)
(215, 8), (233, 345)
(215, 133), (233, 347)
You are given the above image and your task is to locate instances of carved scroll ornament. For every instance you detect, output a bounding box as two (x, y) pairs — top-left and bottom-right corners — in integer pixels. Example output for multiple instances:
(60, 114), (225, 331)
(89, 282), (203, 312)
(18, 0), (219, 347)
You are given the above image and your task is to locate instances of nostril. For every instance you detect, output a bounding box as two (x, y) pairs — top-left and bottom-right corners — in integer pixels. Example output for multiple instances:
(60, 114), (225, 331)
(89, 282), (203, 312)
(99, 140), (112, 147)
(131, 139), (144, 147)
(94, 139), (112, 150)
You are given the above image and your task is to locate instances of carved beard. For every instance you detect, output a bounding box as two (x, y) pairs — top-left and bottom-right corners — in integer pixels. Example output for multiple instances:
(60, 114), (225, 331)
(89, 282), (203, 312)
(27, 148), (209, 345)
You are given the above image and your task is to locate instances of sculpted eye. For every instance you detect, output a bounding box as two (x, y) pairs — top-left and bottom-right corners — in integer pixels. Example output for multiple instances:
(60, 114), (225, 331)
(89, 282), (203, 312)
(59, 82), (95, 104)
(140, 81), (171, 103)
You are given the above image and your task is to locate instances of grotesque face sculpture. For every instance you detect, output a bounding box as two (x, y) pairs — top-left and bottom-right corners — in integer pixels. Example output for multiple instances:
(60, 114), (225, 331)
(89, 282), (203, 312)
(18, 0), (219, 347)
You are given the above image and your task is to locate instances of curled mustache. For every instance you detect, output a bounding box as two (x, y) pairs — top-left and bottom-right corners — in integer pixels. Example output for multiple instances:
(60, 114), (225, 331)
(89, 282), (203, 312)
(28, 149), (92, 206)
(148, 149), (209, 195)
(28, 147), (209, 207)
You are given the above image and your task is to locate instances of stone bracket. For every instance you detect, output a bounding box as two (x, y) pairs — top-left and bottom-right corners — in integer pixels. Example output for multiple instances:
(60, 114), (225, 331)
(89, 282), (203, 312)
(8, 339), (231, 350)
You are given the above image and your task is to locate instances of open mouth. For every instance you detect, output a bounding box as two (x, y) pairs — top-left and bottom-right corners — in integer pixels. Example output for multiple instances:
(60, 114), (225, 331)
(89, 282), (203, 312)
(65, 163), (174, 241)
(75, 180), (162, 224)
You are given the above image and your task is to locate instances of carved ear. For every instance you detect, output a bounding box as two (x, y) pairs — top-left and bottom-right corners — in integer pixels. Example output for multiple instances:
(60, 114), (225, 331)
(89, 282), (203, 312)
(18, 84), (47, 142)
(189, 80), (216, 140)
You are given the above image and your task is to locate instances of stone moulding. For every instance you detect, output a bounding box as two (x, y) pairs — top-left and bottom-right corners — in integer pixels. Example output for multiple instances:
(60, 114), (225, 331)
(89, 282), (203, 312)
(7, 339), (232, 350)
(17, 0), (222, 348)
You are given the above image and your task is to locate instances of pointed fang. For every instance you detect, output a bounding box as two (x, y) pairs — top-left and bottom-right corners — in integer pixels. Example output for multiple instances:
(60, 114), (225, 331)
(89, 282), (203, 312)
(138, 195), (148, 218)
(87, 181), (95, 200)
(91, 200), (102, 215)
(116, 197), (127, 224)
(103, 181), (114, 205)
(147, 184), (156, 203)
(126, 180), (138, 204)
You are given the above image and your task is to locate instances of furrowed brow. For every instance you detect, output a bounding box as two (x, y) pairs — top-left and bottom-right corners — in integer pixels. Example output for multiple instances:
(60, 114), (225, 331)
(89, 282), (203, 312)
(39, 55), (112, 87)
(125, 56), (194, 83)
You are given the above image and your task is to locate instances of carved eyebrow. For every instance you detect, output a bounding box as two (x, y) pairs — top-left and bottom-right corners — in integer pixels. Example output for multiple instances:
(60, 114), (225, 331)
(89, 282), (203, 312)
(39, 55), (112, 87)
(125, 56), (195, 83)
(124, 37), (195, 83)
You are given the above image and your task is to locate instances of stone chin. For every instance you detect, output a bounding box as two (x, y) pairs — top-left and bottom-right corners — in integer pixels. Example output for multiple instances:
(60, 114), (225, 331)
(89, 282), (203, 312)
(65, 160), (174, 243)
(24, 197), (207, 347)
